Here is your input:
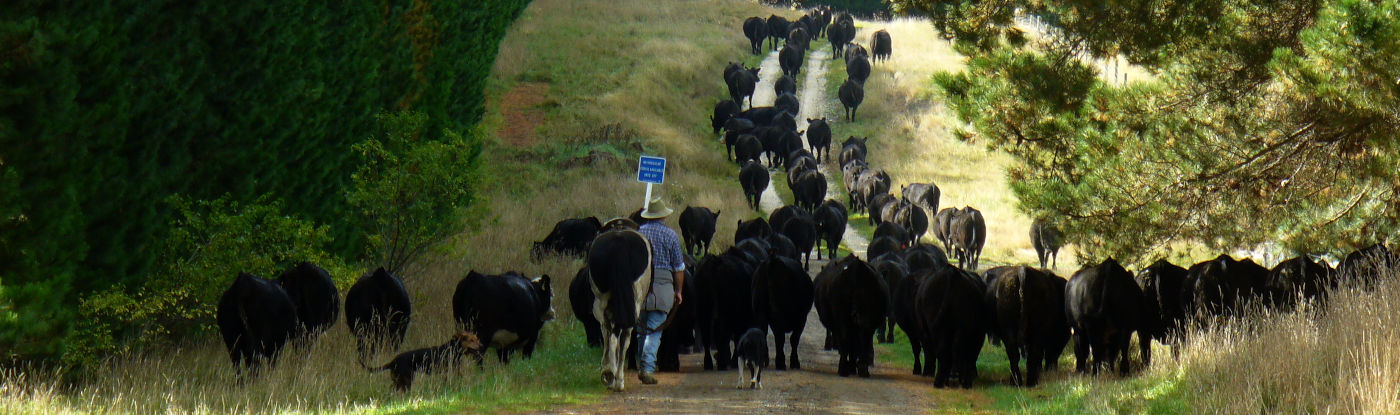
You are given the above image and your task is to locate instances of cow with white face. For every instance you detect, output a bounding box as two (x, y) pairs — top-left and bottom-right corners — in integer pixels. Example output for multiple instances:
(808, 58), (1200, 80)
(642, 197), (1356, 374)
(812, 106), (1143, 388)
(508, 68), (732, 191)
(588, 218), (653, 391)
(452, 270), (556, 364)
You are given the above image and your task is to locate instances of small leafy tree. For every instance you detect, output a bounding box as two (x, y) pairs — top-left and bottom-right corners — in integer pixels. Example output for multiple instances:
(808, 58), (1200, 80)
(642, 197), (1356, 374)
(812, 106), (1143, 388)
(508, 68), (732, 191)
(347, 110), (483, 276)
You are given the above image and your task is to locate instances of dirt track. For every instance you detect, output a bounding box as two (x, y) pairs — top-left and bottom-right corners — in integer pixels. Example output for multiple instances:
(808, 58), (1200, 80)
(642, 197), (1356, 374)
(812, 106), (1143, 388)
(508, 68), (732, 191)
(546, 44), (988, 415)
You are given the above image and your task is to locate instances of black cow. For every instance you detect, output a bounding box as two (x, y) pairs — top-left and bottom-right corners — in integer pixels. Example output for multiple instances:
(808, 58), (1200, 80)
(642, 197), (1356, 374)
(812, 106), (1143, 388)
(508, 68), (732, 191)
(893, 264), (932, 374)
(711, 99), (741, 135)
(531, 217), (603, 260)
(1066, 259), (1144, 375)
(733, 105), (783, 127)
(866, 236), (903, 264)
(871, 29), (892, 63)
(739, 160), (769, 210)
(904, 243), (951, 275)
(780, 211), (818, 269)
(725, 66), (760, 109)
(859, 175), (892, 219)
(839, 78), (864, 121)
(769, 205), (803, 233)
(915, 267), (988, 388)
(587, 225), (652, 390)
(775, 92), (800, 117)
(345, 267), (412, 368)
(1184, 254), (1270, 325)
(453, 271), (556, 364)
(735, 217), (773, 243)
(767, 15), (790, 51)
(780, 44), (804, 80)
(218, 272), (298, 377)
(871, 253), (910, 343)
(696, 248), (758, 370)
(1338, 243), (1398, 286)
(828, 20), (854, 59)
(735, 134), (763, 165)
(788, 26), (810, 51)
(847, 55), (871, 85)
(986, 266), (1066, 386)
(901, 183), (940, 217)
(680, 206), (721, 257)
(793, 170), (827, 213)
(846, 43), (869, 62)
(867, 193), (896, 226)
(874, 222), (910, 246)
(950, 207), (985, 271)
(895, 200), (929, 246)
(841, 135), (869, 156)
(774, 74), (796, 96)
(724, 120), (757, 161)
(277, 262), (340, 343)
(767, 232), (799, 261)
(753, 255), (815, 370)
(1030, 218), (1063, 269)
(1267, 255), (1333, 310)
(1136, 259), (1187, 362)
(840, 146), (867, 171)
(743, 17), (768, 54)
(932, 208), (957, 254)
(569, 267), (602, 348)
(805, 118), (832, 162)
(814, 255), (889, 377)
(814, 199), (847, 260)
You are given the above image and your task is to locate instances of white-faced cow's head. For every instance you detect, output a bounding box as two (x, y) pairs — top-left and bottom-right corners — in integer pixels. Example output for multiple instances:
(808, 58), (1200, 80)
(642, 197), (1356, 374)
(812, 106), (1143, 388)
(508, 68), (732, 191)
(531, 274), (556, 322)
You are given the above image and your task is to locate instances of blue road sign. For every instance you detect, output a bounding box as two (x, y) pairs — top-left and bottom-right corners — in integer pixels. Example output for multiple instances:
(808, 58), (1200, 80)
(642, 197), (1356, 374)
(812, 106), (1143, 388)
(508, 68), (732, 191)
(637, 156), (666, 184)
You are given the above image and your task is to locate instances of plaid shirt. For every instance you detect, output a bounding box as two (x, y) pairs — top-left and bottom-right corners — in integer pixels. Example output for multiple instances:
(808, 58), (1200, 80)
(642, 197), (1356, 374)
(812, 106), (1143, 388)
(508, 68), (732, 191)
(639, 221), (686, 272)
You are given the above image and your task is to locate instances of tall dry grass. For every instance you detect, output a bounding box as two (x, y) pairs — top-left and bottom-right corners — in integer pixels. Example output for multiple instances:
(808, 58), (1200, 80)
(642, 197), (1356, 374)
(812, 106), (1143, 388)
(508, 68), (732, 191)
(1163, 271), (1400, 413)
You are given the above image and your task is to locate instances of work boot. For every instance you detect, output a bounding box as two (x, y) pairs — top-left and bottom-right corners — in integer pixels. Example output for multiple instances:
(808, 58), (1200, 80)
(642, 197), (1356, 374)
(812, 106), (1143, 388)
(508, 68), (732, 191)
(638, 372), (658, 385)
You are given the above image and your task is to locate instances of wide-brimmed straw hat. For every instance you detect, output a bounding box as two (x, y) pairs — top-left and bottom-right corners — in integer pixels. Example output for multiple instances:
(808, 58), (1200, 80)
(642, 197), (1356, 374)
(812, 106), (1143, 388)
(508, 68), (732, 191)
(640, 197), (673, 219)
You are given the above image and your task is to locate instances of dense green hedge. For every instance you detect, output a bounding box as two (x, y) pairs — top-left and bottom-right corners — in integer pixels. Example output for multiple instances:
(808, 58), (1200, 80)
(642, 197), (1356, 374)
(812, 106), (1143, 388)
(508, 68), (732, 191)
(0, 0), (531, 362)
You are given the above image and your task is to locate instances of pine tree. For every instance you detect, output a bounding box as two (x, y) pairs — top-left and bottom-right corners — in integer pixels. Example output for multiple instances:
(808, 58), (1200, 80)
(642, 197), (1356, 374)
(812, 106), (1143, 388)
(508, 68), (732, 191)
(890, 0), (1400, 262)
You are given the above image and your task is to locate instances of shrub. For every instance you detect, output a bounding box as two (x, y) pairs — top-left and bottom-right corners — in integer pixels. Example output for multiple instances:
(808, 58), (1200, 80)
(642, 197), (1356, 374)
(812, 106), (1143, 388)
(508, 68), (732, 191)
(64, 195), (349, 368)
(347, 110), (483, 276)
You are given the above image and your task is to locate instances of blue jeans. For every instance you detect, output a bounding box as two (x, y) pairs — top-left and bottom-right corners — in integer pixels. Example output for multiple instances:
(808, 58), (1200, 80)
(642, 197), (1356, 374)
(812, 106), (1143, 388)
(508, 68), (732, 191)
(637, 310), (668, 374)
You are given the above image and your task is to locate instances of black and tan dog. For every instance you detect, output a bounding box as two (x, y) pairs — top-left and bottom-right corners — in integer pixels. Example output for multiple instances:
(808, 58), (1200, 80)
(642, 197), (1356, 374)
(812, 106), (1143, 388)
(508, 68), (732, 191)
(372, 332), (483, 391)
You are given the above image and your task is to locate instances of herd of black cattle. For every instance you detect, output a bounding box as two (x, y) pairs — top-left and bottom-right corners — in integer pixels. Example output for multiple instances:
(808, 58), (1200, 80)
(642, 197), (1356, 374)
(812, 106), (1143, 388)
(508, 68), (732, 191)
(210, 6), (1400, 394)
(216, 263), (555, 391)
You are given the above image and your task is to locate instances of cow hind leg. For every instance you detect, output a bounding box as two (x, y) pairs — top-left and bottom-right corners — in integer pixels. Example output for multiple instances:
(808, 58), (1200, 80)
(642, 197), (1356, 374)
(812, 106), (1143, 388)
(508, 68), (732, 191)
(789, 330), (804, 370)
(1005, 341), (1023, 386)
(909, 337), (923, 375)
(773, 330), (788, 370)
(1026, 343), (1044, 387)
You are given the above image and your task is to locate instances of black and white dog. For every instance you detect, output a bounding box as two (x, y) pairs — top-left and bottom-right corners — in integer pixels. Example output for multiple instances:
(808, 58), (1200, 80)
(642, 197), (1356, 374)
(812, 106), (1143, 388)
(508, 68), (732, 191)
(735, 328), (769, 389)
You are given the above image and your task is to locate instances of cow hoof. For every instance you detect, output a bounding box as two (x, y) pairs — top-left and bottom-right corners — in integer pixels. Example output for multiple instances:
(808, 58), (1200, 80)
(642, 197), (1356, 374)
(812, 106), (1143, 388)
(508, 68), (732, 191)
(775, 362), (786, 371)
(858, 368), (871, 378)
(791, 361), (801, 370)
(601, 370), (615, 385)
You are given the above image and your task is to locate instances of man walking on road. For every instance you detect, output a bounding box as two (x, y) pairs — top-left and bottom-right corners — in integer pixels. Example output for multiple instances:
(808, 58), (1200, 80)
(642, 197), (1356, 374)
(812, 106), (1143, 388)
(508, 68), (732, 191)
(635, 197), (686, 385)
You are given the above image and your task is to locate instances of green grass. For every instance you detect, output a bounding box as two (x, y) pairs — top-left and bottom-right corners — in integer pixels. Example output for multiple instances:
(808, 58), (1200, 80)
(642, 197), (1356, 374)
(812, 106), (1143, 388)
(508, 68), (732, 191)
(874, 326), (1193, 414)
